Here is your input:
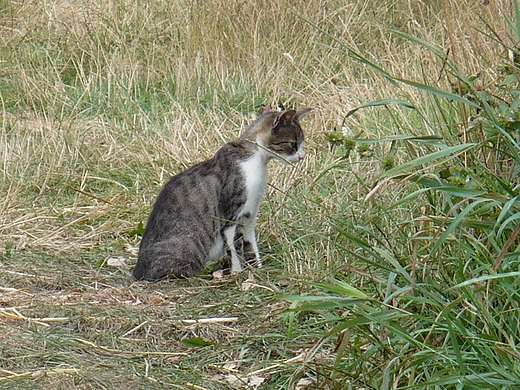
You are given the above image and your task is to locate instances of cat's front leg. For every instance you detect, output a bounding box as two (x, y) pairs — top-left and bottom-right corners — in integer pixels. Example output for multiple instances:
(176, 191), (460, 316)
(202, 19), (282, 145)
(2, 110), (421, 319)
(224, 225), (242, 273)
(240, 225), (262, 268)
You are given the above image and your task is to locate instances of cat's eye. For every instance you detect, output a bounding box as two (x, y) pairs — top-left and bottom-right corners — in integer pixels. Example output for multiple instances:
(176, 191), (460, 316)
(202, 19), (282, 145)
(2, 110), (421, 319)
(273, 141), (296, 151)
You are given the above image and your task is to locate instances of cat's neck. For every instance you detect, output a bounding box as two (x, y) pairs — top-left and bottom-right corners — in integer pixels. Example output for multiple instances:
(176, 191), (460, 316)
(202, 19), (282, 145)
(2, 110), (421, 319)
(236, 138), (272, 163)
(238, 112), (277, 162)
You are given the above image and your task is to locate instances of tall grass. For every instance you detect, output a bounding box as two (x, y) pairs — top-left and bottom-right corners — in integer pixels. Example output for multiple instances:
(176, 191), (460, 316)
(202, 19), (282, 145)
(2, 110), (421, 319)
(285, 1), (520, 388)
(1, 0), (519, 388)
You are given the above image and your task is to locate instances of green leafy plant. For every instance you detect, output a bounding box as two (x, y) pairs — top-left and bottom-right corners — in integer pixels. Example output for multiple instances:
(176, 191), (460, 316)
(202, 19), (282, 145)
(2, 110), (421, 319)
(288, 1), (520, 388)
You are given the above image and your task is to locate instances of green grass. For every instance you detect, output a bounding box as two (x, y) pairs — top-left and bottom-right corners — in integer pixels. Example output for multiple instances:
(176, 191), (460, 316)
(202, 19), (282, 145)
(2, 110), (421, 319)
(1, 0), (519, 388)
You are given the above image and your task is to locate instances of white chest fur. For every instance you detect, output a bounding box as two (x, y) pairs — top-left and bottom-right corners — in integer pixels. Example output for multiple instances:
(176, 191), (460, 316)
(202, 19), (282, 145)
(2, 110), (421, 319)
(239, 151), (268, 218)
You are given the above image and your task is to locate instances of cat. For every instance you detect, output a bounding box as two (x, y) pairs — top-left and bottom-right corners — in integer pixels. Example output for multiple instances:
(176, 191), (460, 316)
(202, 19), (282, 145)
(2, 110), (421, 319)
(132, 106), (311, 281)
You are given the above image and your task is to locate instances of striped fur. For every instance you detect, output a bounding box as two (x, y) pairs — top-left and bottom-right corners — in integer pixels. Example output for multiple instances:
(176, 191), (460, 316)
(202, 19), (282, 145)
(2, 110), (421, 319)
(132, 108), (311, 281)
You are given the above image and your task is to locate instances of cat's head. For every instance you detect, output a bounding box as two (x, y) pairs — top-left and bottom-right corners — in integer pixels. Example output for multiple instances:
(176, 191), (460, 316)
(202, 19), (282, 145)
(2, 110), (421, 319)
(244, 108), (311, 163)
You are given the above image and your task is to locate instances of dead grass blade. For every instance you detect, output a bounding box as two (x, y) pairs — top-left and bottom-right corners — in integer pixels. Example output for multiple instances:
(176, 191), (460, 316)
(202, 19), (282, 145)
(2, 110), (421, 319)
(73, 338), (188, 357)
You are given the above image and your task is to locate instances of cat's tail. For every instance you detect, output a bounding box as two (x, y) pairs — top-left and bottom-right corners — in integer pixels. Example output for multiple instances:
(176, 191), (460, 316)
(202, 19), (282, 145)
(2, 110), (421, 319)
(132, 238), (206, 282)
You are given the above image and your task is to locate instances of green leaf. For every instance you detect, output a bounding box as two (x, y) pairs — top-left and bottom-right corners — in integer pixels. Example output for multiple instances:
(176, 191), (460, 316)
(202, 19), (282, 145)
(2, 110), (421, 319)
(182, 337), (218, 347)
(431, 198), (489, 255)
(345, 99), (415, 119)
(281, 295), (365, 305)
(380, 143), (477, 179)
(434, 186), (486, 198)
(313, 281), (369, 299)
(497, 211), (520, 237)
(373, 248), (412, 284)
(391, 29), (446, 57)
(500, 74), (520, 86)
(390, 187), (432, 209)
(448, 271), (520, 290)
(331, 222), (372, 250)
(395, 78), (482, 109)
(353, 135), (443, 144)
(495, 195), (520, 232)
(127, 221), (145, 237)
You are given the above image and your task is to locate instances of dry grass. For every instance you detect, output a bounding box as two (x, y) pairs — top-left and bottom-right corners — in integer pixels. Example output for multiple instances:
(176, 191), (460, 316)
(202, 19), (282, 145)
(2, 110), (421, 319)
(1, 0), (518, 388)
(1, 253), (327, 389)
(2, 0), (511, 250)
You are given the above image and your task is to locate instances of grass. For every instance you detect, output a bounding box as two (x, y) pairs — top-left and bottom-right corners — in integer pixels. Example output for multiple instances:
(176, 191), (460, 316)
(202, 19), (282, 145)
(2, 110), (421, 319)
(1, 252), (322, 389)
(1, 0), (519, 388)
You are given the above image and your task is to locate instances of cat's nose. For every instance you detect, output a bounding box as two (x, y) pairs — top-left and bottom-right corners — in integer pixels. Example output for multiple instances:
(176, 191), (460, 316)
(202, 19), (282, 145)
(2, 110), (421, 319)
(298, 152), (305, 161)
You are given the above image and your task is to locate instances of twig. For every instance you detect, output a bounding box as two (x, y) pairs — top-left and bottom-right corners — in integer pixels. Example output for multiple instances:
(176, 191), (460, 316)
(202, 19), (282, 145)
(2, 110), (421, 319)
(493, 224), (520, 271)
(180, 317), (238, 324)
(0, 368), (79, 381)
(247, 352), (307, 376)
(0, 308), (68, 327)
(3, 270), (48, 279)
(185, 383), (209, 390)
(121, 320), (148, 337)
(0, 371), (32, 380)
(65, 185), (115, 205)
(74, 338), (188, 357)
(364, 178), (391, 201)
(0, 286), (33, 296)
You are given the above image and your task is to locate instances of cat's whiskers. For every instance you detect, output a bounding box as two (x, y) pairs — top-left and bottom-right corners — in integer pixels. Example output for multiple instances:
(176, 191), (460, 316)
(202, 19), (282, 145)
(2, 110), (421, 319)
(244, 139), (300, 166)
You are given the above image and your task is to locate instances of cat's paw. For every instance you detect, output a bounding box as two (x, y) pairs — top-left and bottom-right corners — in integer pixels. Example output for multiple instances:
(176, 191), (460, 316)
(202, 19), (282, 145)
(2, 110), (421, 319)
(212, 269), (228, 279)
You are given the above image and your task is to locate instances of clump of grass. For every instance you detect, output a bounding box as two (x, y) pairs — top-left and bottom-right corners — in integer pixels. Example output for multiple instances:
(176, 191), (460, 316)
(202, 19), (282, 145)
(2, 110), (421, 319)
(285, 0), (520, 388)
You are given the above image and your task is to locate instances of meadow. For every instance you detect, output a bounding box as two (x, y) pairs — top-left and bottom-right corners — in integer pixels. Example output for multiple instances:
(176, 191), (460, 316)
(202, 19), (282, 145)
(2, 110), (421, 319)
(1, 0), (519, 388)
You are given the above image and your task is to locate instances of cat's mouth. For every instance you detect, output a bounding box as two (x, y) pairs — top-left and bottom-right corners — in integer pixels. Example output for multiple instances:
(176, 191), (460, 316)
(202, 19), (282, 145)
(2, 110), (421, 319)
(281, 152), (305, 164)
(291, 153), (305, 162)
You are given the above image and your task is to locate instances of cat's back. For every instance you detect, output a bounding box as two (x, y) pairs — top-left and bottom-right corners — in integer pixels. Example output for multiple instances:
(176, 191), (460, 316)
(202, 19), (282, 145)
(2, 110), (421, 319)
(162, 141), (252, 197)
(142, 142), (252, 240)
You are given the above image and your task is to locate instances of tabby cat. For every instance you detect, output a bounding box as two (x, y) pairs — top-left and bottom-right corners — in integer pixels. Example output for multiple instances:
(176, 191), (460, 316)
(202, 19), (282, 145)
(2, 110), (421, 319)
(132, 107), (311, 281)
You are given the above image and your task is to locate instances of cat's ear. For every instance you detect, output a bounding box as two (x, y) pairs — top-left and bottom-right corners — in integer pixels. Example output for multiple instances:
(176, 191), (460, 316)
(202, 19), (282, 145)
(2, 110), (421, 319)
(294, 108), (312, 122)
(273, 108), (311, 127)
(274, 110), (296, 126)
